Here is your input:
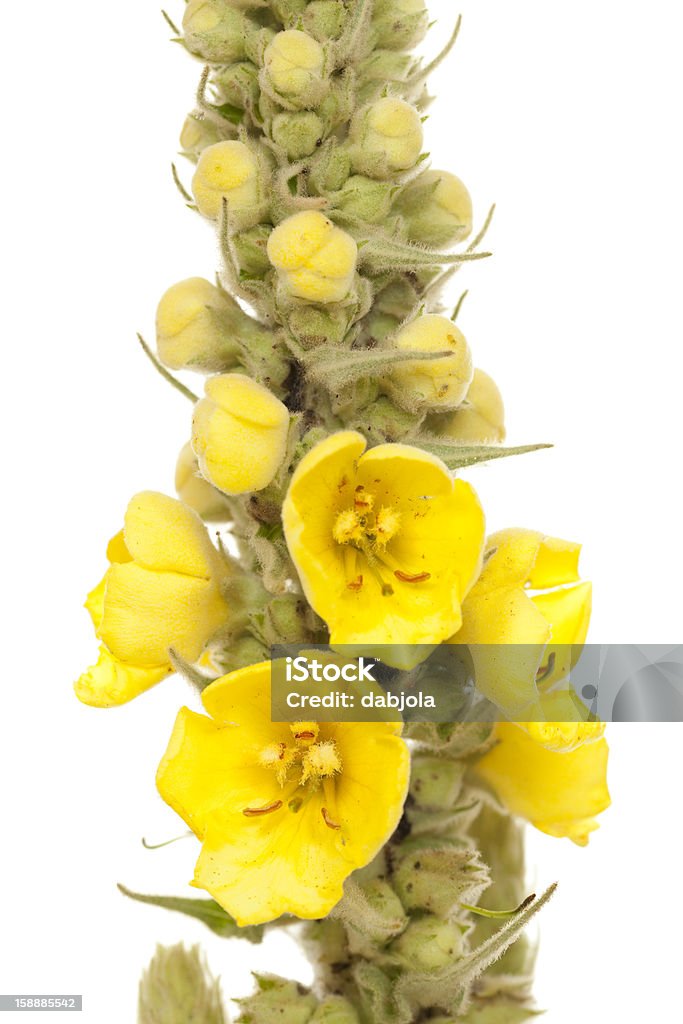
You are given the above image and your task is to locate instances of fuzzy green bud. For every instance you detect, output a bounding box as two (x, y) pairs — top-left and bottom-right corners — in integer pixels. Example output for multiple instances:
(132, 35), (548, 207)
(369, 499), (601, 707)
(232, 224), (273, 277)
(237, 976), (317, 1024)
(409, 754), (465, 810)
(138, 944), (226, 1024)
(262, 30), (328, 109)
(396, 170), (473, 247)
(270, 0), (307, 21)
(427, 369), (506, 444)
(372, 0), (429, 52)
(180, 114), (226, 160)
(192, 140), (268, 226)
(387, 315), (474, 412)
(310, 997), (360, 1024)
(390, 916), (465, 970)
(213, 61), (261, 111)
(350, 98), (424, 178)
(357, 50), (414, 104)
(303, 2), (347, 42)
(350, 395), (418, 443)
(334, 175), (396, 224)
(309, 142), (352, 192)
(175, 442), (231, 521)
(155, 277), (242, 372)
(272, 111), (325, 159)
(183, 1), (250, 62)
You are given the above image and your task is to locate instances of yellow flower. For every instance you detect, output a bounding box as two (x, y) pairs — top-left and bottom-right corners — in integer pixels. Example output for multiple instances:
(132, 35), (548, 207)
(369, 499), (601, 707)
(282, 432), (485, 669)
(267, 211), (358, 304)
(387, 314), (474, 412)
(75, 492), (230, 707)
(427, 369), (506, 444)
(192, 374), (290, 495)
(450, 528), (592, 718)
(350, 98), (424, 178)
(191, 140), (264, 223)
(156, 662), (410, 925)
(475, 722), (610, 846)
(262, 30), (326, 106)
(155, 277), (239, 372)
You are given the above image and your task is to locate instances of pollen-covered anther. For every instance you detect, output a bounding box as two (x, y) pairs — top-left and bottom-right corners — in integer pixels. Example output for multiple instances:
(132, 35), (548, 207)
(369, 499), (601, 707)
(375, 506), (401, 546)
(290, 722), (319, 745)
(321, 807), (341, 830)
(394, 570), (432, 584)
(333, 508), (364, 545)
(243, 800), (283, 817)
(347, 575), (364, 591)
(301, 740), (342, 784)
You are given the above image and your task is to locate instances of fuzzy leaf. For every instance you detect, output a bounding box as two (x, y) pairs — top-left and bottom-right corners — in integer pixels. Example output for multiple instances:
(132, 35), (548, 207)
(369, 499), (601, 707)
(118, 885), (265, 943)
(416, 440), (552, 470)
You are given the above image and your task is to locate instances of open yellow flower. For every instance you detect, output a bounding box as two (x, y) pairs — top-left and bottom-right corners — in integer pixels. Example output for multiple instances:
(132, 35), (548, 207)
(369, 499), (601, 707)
(450, 528), (592, 718)
(75, 492), (230, 708)
(282, 432), (485, 669)
(475, 722), (610, 846)
(156, 662), (410, 925)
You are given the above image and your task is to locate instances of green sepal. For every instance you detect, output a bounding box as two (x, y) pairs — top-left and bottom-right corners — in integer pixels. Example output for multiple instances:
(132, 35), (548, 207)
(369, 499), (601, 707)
(118, 885), (265, 943)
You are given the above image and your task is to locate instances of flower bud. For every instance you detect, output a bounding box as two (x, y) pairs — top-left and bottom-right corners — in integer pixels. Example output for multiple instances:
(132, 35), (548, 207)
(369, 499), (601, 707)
(308, 142), (352, 193)
(395, 170), (473, 247)
(213, 61), (260, 111)
(334, 175), (395, 224)
(272, 111), (325, 159)
(180, 114), (226, 160)
(350, 98), (424, 178)
(262, 30), (328, 109)
(372, 0), (429, 52)
(388, 314), (474, 412)
(390, 916), (465, 970)
(267, 211), (358, 304)
(270, 0), (307, 20)
(356, 50), (414, 104)
(192, 374), (290, 495)
(409, 754), (465, 810)
(427, 369), (506, 444)
(138, 944), (226, 1024)
(237, 976), (317, 1024)
(232, 224), (273, 277)
(310, 997), (360, 1024)
(155, 277), (241, 371)
(175, 443), (230, 521)
(182, 0), (250, 62)
(303, 2), (347, 42)
(192, 140), (268, 226)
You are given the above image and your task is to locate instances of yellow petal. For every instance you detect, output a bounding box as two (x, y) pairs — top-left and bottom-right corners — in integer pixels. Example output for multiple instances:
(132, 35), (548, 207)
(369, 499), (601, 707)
(74, 647), (169, 707)
(124, 491), (221, 579)
(476, 723), (610, 844)
(98, 562), (227, 667)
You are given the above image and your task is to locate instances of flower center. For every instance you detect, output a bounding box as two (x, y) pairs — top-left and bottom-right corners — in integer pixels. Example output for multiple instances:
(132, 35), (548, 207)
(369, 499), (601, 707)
(332, 485), (431, 594)
(244, 724), (344, 832)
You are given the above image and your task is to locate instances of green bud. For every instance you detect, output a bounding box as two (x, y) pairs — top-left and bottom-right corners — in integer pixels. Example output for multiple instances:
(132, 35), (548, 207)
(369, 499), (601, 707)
(390, 915), (465, 970)
(334, 175), (396, 224)
(272, 111), (325, 159)
(138, 944), (226, 1024)
(180, 114), (227, 161)
(310, 996), (360, 1024)
(261, 31), (329, 109)
(237, 976), (317, 1024)
(183, 1), (250, 62)
(303, 2), (347, 42)
(409, 755), (465, 810)
(213, 61), (260, 111)
(393, 843), (489, 917)
(309, 142), (352, 193)
(350, 395), (419, 443)
(372, 0), (429, 52)
(213, 632), (268, 674)
(232, 224), (273, 279)
(357, 50), (414, 104)
(270, 0), (308, 22)
(265, 594), (311, 644)
(395, 170), (473, 247)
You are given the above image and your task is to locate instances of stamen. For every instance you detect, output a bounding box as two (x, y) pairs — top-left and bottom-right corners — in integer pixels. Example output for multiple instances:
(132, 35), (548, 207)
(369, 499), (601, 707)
(347, 575), (363, 591)
(243, 800), (283, 817)
(291, 722), (319, 744)
(321, 807), (341, 830)
(394, 570), (432, 584)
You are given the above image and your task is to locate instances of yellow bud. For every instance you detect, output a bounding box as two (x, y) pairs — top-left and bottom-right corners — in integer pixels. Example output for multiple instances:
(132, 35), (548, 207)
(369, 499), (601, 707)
(389, 314), (474, 411)
(180, 114), (225, 160)
(267, 211), (358, 304)
(396, 169), (473, 247)
(156, 277), (240, 371)
(351, 98), (423, 178)
(191, 140), (264, 224)
(192, 374), (290, 494)
(175, 443), (230, 521)
(263, 30), (326, 107)
(427, 369), (506, 443)
(182, 0), (249, 63)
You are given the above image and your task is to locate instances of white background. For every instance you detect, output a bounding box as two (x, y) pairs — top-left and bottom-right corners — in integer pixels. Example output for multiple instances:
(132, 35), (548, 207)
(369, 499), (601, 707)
(1, 1), (682, 1020)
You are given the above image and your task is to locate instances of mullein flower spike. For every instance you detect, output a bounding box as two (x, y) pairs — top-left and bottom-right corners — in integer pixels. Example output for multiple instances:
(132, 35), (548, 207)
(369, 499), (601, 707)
(74, 2), (608, 1020)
